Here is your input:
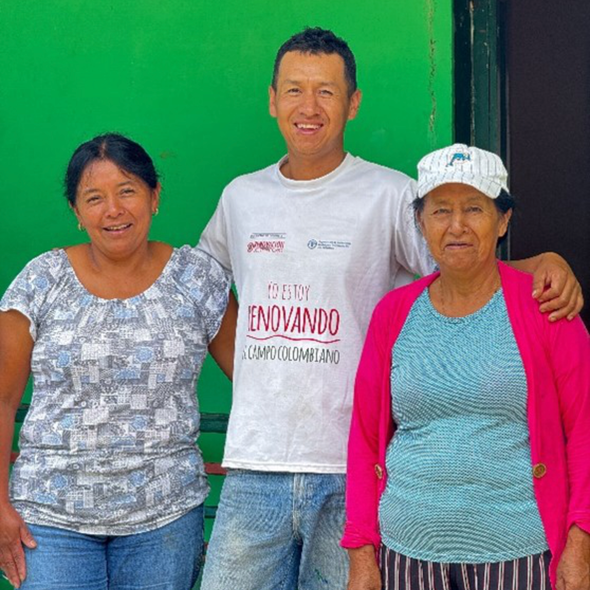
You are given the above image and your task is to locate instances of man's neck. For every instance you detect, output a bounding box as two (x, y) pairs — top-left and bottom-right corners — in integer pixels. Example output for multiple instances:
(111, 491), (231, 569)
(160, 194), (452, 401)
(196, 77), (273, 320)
(280, 151), (347, 181)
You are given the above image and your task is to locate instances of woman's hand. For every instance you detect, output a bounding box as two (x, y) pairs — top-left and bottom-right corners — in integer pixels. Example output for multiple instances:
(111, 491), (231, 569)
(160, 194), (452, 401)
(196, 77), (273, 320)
(0, 502), (36, 589)
(556, 525), (590, 590)
(347, 545), (382, 590)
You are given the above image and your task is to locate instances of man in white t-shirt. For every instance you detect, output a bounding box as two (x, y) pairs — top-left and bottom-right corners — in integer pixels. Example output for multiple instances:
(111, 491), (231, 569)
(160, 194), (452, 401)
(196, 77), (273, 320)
(198, 27), (582, 590)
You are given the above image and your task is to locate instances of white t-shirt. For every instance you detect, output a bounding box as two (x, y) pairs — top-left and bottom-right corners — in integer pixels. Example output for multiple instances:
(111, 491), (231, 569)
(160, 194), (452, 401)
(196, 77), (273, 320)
(198, 154), (434, 473)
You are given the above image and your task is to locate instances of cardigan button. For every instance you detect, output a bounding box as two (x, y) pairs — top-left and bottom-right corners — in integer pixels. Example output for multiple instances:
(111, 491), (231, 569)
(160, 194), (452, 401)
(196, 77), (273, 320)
(532, 463), (547, 478)
(375, 464), (383, 479)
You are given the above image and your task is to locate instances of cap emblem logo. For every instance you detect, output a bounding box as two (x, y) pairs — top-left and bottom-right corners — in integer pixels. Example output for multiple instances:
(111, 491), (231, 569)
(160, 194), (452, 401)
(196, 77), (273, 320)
(447, 152), (471, 167)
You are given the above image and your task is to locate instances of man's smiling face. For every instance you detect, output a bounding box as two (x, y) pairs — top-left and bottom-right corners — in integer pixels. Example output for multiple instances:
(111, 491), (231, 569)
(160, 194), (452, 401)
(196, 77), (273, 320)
(269, 51), (361, 176)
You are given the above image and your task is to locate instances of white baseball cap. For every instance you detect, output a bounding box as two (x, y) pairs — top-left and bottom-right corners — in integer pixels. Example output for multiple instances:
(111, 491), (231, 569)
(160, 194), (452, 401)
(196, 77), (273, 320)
(417, 144), (509, 200)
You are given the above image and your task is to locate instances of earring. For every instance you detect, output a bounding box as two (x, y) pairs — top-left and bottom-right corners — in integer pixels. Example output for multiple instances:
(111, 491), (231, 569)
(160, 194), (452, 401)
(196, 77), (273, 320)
(153, 208), (159, 217)
(78, 223), (85, 231)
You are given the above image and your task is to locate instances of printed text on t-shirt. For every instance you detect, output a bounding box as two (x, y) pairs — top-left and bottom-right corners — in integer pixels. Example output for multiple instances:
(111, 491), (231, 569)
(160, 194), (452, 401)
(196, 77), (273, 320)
(242, 281), (342, 364)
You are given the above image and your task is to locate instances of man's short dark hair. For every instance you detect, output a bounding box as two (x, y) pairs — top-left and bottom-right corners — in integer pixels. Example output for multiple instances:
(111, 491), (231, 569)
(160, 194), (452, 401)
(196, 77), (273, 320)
(271, 27), (357, 96)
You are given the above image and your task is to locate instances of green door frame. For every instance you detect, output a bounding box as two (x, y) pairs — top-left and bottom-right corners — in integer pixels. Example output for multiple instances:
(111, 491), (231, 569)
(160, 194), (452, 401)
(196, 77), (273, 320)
(453, 0), (510, 257)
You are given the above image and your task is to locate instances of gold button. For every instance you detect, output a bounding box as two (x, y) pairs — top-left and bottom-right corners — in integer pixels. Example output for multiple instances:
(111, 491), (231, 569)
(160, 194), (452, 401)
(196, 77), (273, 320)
(375, 464), (383, 479)
(533, 463), (547, 478)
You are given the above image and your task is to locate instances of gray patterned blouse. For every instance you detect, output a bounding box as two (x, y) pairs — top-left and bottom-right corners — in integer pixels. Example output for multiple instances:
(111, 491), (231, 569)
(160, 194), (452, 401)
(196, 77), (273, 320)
(0, 246), (230, 535)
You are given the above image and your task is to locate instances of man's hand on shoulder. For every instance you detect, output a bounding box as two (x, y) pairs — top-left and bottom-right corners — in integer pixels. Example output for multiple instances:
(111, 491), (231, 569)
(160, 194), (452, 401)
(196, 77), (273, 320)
(531, 252), (583, 321)
(507, 252), (584, 321)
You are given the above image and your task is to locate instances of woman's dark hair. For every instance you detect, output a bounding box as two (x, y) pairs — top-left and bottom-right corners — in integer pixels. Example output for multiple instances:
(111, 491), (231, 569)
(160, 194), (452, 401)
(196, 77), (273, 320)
(271, 27), (357, 96)
(64, 133), (159, 206)
(493, 189), (515, 245)
(494, 189), (516, 214)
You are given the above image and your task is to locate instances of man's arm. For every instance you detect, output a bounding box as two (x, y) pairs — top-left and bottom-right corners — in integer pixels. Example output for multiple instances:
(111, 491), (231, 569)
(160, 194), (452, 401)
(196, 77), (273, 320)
(208, 290), (238, 380)
(505, 252), (583, 321)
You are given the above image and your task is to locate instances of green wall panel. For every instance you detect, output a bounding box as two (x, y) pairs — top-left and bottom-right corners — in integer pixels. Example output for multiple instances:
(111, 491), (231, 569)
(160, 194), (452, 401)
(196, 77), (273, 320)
(0, 1), (451, 586)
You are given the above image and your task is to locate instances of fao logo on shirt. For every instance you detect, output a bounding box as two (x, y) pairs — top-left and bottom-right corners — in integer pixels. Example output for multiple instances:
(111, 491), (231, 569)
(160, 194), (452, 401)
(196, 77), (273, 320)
(306, 238), (351, 251)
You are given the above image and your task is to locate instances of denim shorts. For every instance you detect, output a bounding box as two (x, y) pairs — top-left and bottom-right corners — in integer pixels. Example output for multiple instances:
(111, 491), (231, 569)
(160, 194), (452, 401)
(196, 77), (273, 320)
(200, 470), (349, 590)
(18, 504), (204, 589)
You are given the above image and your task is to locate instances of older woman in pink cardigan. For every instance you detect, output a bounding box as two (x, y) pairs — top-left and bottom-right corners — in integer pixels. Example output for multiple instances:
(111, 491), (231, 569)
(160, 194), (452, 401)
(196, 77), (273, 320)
(342, 145), (590, 590)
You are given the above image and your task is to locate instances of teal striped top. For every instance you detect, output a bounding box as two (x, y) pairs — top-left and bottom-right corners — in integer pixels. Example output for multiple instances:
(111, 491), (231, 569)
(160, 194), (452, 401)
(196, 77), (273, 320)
(379, 288), (548, 562)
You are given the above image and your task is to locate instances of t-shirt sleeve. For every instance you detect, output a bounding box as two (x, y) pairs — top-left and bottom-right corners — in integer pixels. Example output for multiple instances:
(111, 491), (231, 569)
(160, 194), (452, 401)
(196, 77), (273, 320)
(0, 252), (57, 341)
(183, 248), (232, 343)
(391, 178), (436, 278)
(197, 194), (233, 274)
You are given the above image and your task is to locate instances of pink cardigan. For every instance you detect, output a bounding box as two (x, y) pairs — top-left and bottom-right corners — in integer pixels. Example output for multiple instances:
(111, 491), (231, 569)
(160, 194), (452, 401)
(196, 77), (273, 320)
(341, 263), (590, 587)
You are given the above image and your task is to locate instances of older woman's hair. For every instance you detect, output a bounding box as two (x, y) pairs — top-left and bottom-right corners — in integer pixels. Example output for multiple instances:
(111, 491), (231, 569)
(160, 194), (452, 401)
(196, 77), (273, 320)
(64, 133), (159, 206)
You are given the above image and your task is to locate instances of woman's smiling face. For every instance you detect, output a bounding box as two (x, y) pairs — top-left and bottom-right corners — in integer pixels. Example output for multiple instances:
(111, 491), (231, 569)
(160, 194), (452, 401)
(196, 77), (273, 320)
(73, 159), (160, 260)
(418, 183), (512, 275)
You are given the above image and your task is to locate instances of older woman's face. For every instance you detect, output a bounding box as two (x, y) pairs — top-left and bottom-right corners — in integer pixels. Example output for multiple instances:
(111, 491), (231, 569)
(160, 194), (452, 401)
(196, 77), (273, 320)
(73, 159), (160, 261)
(418, 183), (511, 274)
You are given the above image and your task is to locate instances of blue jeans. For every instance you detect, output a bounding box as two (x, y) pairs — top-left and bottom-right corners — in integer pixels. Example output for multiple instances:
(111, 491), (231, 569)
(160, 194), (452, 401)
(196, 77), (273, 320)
(200, 471), (349, 590)
(20, 505), (204, 589)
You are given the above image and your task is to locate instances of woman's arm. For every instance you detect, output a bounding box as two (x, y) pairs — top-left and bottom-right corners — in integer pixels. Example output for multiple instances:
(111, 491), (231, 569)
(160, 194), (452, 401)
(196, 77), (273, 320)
(347, 545), (382, 590)
(552, 318), (590, 532)
(208, 290), (238, 380)
(549, 317), (590, 590)
(343, 298), (392, 551)
(556, 525), (590, 590)
(0, 311), (37, 589)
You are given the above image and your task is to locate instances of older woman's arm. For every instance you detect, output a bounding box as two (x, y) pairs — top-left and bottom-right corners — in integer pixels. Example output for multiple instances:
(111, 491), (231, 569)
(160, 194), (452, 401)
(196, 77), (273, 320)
(549, 316), (590, 590)
(556, 525), (590, 590)
(348, 545), (382, 590)
(342, 302), (388, 551)
(0, 311), (37, 589)
(208, 291), (238, 380)
(343, 293), (399, 589)
(506, 252), (583, 321)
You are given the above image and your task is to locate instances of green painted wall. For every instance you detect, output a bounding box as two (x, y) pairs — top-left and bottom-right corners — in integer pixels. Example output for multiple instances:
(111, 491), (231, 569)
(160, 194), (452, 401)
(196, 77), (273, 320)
(0, 1), (452, 586)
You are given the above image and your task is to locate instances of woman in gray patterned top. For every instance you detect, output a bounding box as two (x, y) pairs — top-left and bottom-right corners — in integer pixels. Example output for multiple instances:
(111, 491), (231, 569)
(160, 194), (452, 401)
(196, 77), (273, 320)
(0, 134), (237, 589)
